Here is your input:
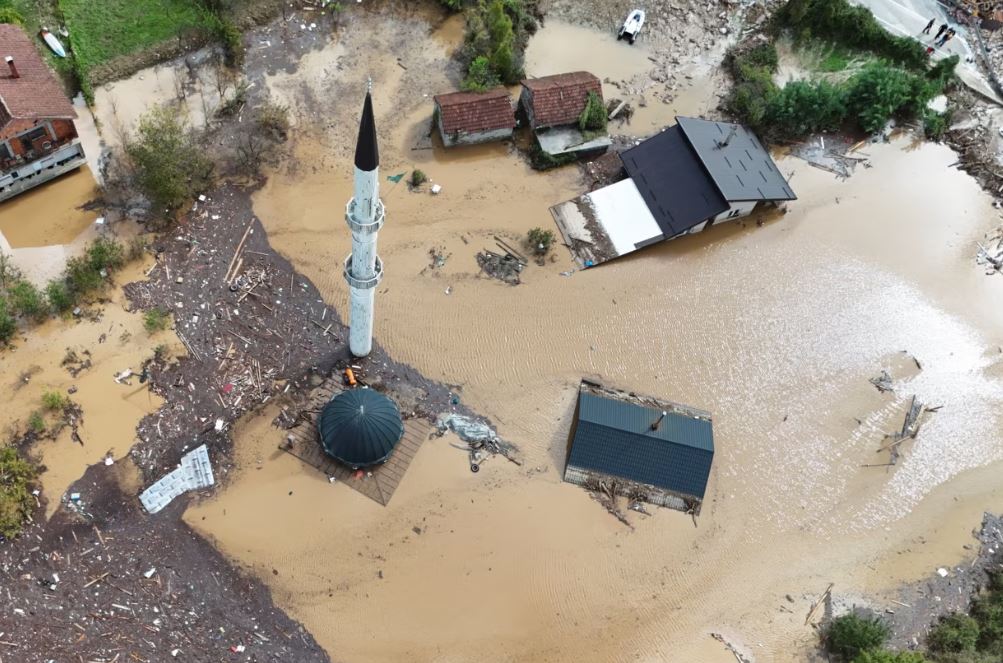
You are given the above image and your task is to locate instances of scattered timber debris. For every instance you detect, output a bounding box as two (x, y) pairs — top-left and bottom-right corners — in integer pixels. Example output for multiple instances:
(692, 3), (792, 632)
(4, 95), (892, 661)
(61, 348), (92, 377)
(476, 250), (523, 285)
(436, 413), (520, 471)
(874, 395), (926, 466)
(711, 633), (754, 663)
(977, 230), (1003, 275)
(584, 476), (634, 528)
(422, 246), (449, 273)
(805, 582), (834, 626)
(869, 370), (894, 393)
(605, 97), (634, 123)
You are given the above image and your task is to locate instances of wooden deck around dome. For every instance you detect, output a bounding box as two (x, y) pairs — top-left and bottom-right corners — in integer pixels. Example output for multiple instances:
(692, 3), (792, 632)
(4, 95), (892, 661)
(278, 381), (433, 506)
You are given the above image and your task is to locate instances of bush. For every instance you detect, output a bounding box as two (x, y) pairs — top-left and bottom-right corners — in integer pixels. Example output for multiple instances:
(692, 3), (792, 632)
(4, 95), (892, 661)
(825, 613), (890, 660)
(65, 257), (103, 296)
(462, 55), (498, 92)
(0, 297), (15, 344)
(143, 308), (170, 334)
(218, 19), (244, 68)
(847, 63), (917, 133)
(928, 614), (980, 653)
(928, 55), (959, 89)
(766, 79), (847, 138)
(527, 227), (554, 254)
(126, 106), (214, 215)
(410, 169), (428, 187)
(971, 596), (1003, 652)
(579, 90), (608, 134)
(42, 391), (70, 412)
(923, 109), (951, 140)
(7, 280), (47, 321)
(852, 650), (928, 663)
(256, 102), (291, 141)
(45, 279), (74, 313)
(775, 0), (927, 69)
(28, 411), (45, 434)
(0, 446), (37, 539)
(0, 250), (21, 289)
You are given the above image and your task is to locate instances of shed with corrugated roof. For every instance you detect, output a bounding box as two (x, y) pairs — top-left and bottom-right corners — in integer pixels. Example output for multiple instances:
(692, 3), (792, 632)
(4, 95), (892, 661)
(564, 380), (714, 514)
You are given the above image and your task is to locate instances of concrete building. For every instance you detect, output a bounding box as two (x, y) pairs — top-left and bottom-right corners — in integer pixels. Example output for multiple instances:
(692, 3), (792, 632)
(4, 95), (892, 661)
(550, 116), (796, 267)
(433, 88), (515, 147)
(564, 381), (714, 514)
(519, 71), (611, 158)
(0, 25), (86, 202)
(344, 82), (383, 357)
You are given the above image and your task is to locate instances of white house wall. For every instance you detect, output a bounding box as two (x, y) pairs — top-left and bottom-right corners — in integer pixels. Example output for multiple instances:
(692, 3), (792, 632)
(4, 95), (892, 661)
(711, 200), (758, 225)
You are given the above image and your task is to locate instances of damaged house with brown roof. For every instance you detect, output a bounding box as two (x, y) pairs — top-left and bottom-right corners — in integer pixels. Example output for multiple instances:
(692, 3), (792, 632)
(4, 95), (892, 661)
(519, 71), (611, 158)
(433, 88), (515, 147)
(0, 24), (87, 202)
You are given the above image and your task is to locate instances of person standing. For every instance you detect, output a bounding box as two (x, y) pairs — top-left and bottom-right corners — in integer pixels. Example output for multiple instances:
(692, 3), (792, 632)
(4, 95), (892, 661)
(923, 17), (936, 34)
(938, 29), (955, 48)
(934, 23), (949, 39)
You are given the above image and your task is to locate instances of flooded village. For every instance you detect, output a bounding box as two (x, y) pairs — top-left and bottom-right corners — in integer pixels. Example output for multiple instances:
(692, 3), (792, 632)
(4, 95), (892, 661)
(3, 0), (1003, 661)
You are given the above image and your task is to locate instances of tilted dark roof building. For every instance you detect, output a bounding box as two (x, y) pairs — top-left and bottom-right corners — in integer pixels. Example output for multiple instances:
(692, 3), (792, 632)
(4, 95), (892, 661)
(319, 388), (404, 468)
(564, 382), (714, 511)
(621, 116), (795, 237)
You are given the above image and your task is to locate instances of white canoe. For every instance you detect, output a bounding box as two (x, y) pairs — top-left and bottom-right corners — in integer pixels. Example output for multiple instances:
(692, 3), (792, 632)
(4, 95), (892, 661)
(41, 29), (67, 58)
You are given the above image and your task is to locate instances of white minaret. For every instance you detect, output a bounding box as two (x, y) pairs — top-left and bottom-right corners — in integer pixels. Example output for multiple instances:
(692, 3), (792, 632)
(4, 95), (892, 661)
(344, 80), (383, 357)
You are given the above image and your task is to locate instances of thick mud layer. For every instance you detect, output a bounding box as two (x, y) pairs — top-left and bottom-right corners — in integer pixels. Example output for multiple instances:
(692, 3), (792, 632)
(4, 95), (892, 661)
(174, 7), (1003, 663)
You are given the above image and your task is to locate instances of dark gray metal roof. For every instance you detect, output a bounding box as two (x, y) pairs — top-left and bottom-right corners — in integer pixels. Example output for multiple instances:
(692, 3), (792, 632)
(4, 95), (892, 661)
(354, 91), (379, 171)
(567, 391), (714, 499)
(620, 125), (728, 237)
(676, 116), (796, 202)
(319, 388), (403, 468)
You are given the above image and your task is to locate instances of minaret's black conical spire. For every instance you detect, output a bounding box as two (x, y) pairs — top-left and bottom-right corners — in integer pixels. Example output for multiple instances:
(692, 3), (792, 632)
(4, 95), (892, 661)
(354, 84), (379, 172)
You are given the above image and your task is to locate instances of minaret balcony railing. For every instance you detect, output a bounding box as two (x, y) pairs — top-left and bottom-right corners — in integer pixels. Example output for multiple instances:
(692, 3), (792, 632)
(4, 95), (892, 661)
(343, 254), (383, 290)
(345, 198), (385, 234)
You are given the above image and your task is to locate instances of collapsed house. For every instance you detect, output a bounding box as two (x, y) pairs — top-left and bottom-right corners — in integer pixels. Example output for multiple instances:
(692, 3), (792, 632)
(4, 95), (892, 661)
(0, 25), (87, 202)
(433, 88), (516, 147)
(550, 116), (796, 266)
(519, 71), (611, 157)
(564, 380), (714, 514)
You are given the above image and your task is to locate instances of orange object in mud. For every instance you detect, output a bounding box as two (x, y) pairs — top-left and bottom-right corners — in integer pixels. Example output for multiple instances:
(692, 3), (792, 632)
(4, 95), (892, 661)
(345, 368), (357, 386)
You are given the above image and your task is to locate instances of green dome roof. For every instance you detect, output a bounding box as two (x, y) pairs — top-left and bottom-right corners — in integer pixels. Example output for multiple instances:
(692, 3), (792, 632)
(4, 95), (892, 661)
(319, 388), (403, 468)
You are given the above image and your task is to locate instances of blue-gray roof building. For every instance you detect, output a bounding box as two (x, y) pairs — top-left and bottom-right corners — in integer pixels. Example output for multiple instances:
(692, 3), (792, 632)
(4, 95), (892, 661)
(564, 381), (714, 514)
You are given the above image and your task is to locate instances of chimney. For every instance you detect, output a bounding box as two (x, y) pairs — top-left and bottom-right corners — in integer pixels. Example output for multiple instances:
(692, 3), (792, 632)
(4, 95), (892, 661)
(5, 56), (18, 79)
(650, 410), (668, 431)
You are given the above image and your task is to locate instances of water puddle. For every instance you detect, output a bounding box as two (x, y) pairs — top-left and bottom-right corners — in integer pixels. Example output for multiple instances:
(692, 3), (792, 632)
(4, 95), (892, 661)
(0, 168), (99, 249)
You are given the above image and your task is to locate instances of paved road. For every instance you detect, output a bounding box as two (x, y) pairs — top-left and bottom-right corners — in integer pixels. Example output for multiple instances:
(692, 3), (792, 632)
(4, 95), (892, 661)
(852, 0), (1001, 103)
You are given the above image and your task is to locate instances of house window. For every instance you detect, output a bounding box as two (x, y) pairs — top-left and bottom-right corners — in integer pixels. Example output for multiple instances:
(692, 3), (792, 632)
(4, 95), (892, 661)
(728, 208), (742, 219)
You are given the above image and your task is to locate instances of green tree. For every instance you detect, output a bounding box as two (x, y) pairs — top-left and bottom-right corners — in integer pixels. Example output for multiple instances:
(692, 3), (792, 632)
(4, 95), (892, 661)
(45, 280), (73, 313)
(463, 56), (498, 91)
(852, 650), (927, 663)
(125, 106), (214, 216)
(578, 91), (608, 133)
(928, 613), (980, 653)
(766, 79), (847, 137)
(0, 446), (37, 539)
(0, 8), (24, 26)
(486, 0), (519, 84)
(825, 613), (890, 660)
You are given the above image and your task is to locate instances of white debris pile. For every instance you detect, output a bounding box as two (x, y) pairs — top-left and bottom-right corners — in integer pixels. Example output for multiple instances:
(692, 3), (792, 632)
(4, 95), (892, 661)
(139, 445), (215, 514)
(977, 229), (1003, 274)
(435, 413), (497, 443)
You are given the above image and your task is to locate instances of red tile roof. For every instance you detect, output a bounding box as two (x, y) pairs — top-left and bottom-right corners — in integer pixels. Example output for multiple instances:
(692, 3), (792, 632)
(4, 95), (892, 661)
(521, 71), (602, 129)
(0, 25), (76, 126)
(434, 88), (515, 135)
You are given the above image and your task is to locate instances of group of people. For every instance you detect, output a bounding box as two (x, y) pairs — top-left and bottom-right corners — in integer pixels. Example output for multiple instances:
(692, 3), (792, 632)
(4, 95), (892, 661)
(922, 18), (956, 51)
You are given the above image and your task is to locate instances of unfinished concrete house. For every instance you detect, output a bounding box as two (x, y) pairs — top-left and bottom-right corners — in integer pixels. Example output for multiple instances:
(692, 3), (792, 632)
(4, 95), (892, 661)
(433, 88), (515, 147)
(519, 71), (611, 157)
(564, 380), (714, 514)
(0, 24), (86, 202)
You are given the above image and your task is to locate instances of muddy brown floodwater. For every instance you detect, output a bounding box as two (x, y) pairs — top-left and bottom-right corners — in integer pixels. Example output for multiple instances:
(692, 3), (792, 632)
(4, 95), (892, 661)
(172, 9), (1003, 663)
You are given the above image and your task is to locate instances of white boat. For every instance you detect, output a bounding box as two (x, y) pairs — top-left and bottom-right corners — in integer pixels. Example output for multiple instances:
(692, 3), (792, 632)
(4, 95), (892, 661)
(40, 28), (67, 58)
(617, 9), (645, 44)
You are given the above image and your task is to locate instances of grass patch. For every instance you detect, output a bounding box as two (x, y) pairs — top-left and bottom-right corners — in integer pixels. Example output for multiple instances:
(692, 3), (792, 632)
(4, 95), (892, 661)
(143, 308), (170, 334)
(0, 446), (38, 540)
(27, 411), (45, 434)
(41, 390), (70, 412)
(59, 0), (215, 96)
